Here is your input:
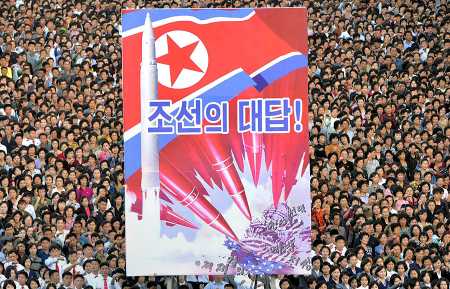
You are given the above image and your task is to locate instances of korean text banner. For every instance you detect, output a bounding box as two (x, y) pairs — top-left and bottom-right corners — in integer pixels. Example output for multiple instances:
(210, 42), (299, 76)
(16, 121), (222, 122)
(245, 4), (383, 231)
(123, 8), (310, 276)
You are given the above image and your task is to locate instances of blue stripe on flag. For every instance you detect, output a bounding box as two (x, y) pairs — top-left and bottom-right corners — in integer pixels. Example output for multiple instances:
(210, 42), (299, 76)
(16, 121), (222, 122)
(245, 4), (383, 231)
(122, 9), (254, 33)
(124, 132), (141, 181)
(252, 54), (308, 91)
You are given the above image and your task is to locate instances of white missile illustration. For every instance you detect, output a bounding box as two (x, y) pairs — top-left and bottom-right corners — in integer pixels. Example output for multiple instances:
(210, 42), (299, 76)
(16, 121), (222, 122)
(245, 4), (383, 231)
(140, 12), (160, 219)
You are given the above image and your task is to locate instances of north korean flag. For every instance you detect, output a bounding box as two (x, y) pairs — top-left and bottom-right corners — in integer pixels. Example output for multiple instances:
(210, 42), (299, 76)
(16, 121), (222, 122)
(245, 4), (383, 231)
(123, 8), (307, 134)
(122, 8), (308, 217)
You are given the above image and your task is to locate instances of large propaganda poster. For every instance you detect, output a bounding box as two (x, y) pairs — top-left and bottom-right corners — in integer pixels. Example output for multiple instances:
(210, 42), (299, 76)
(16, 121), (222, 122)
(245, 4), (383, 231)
(122, 8), (310, 276)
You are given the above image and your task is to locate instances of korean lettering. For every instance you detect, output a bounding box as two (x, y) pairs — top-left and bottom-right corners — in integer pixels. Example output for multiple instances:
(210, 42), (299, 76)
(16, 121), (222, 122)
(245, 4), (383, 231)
(204, 101), (229, 133)
(147, 100), (174, 133)
(237, 98), (263, 132)
(264, 98), (291, 133)
(173, 99), (202, 134)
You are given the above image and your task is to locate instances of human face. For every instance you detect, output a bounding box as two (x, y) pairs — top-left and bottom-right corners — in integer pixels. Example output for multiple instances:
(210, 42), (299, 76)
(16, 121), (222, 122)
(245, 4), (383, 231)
(342, 274), (349, 284)
(30, 281), (39, 289)
(18, 272), (28, 284)
(280, 281), (290, 289)
(438, 281), (448, 289)
(74, 277), (84, 289)
(50, 248), (60, 257)
(79, 198), (88, 208)
(0, 203), (8, 214)
(377, 268), (386, 279)
(56, 219), (65, 230)
(63, 274), (72, 286)
(361, 276), (368, 287)
(364, 262), (372, 273)
(434, 260), (442, 270)
(51, 271), (60, 284)
(312, 259), (321, 270)
(332, 269), (340, 281)
(118, 258), (125, 269)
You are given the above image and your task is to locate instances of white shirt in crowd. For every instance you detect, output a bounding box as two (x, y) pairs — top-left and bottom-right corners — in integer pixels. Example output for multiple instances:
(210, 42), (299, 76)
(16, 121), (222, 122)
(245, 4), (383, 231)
(55, 229), (69, 244)
(94, 275), (114, 289)
(186, 276), (197, 283)
(234, 276), (264, 289)
(44, 256), (67, 278)
(186, 276), (209, 283)
(0, 274), (7, 287)
(22, 137), (40, 147)
(197, 276), (209, 283)
(25, 204), (36, 219)
(85, 272), (99, 288)
(63, 263), (85, 276)
(0, 143), (7, 154)
(4, 261), (25, 271)
(204, 281), (227, 289)
(17, 284), (29, 289)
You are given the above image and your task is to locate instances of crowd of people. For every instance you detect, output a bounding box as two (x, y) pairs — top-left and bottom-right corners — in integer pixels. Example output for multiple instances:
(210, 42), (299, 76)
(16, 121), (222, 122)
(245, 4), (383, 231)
(307, 1), (450, 289)
(0, 1), (448, 289)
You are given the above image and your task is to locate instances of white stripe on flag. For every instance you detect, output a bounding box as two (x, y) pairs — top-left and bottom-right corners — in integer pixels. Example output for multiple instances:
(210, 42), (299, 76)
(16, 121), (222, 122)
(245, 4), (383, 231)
(249, 51), (303, 78)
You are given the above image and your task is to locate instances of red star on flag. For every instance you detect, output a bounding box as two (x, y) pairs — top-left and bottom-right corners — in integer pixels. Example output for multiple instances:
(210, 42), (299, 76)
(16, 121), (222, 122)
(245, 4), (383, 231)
(157, 35), (203, 86)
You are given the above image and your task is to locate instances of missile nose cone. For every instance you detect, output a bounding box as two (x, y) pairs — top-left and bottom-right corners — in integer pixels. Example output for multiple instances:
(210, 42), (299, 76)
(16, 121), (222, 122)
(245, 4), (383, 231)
(230, 190), (252, 220)
(161, 204), (199, 229)
(143, 12), (154, 39)
(230, 133), (245, 172)
(243, 132), (263, 186)
(142, 12), (156, 63)
(210, 214), (239, 242)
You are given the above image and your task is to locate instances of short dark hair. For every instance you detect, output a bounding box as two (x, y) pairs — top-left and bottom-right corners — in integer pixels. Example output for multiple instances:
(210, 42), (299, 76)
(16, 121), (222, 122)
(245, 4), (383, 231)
(279, 278), (291, 289)
(99, 262), (108, 268)
(17, 270), (28, 278)
(50, 245), (61, 252)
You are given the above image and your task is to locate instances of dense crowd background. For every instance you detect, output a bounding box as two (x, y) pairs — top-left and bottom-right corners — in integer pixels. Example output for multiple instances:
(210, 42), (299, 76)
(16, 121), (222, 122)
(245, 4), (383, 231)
(0, 1), (448, 289)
